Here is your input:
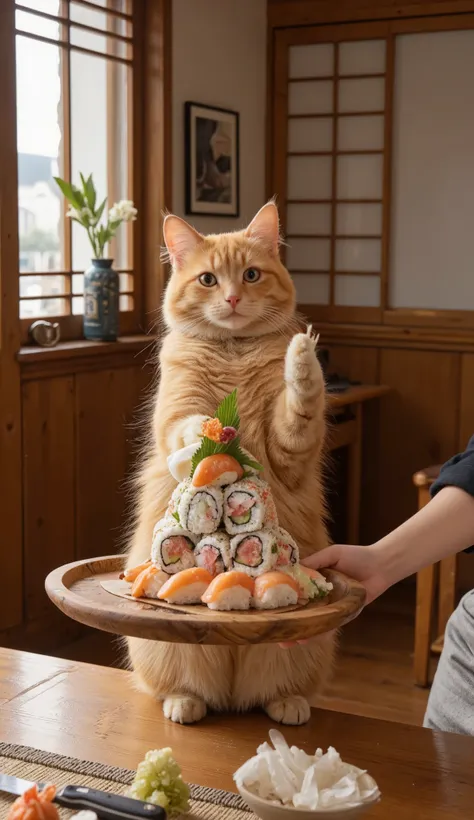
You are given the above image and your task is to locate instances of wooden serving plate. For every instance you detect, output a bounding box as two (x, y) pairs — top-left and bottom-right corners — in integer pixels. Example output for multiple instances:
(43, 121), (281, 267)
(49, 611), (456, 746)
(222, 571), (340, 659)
(45, 555), (366, 645)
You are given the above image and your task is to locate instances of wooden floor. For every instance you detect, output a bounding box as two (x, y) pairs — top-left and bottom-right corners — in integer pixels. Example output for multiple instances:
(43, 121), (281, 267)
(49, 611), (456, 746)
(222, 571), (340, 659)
(54, 584), (432, 727)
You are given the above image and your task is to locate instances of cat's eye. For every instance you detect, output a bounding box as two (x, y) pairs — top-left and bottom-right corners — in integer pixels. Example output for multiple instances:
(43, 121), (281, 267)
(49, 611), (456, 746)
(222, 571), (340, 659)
(199, 272), (217, 287)
(243, 267), (261, 283)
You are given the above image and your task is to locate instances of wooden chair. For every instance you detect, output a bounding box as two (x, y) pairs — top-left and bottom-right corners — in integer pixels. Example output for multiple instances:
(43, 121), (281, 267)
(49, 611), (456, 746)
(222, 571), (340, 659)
(413, 465), (457, 687)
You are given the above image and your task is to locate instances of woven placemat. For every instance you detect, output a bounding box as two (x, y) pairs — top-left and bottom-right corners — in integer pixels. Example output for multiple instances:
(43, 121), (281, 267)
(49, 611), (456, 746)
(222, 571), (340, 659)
(0, 742), (251, 820)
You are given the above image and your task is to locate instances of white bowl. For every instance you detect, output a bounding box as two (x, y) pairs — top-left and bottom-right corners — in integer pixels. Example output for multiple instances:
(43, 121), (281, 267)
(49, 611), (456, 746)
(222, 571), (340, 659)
(237, 784), (380, 820)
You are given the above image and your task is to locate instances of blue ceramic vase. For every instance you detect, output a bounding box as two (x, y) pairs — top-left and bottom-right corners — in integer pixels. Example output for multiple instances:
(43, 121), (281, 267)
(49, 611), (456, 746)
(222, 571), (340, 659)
(83, 258), (119, 341)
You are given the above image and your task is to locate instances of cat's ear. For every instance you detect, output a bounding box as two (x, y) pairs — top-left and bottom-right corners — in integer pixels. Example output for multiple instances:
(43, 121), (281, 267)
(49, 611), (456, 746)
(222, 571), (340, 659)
(163, 214), (204, 268)
(246, 201), (281, 256)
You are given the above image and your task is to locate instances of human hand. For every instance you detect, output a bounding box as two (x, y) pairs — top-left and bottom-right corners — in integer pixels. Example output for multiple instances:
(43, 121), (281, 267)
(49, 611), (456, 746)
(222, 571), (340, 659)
(302, 543), (389, 606)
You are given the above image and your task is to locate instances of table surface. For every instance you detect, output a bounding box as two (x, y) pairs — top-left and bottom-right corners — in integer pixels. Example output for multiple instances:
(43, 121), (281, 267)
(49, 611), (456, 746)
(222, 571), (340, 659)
(0, 648), (472, 819)
(326, 384), (390, 408)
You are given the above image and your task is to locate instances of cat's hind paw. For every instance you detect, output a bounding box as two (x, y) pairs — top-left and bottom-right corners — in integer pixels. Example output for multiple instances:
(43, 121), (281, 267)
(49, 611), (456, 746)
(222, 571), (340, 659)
(163, 695), (207, 724)
(264, 695), (310, 725)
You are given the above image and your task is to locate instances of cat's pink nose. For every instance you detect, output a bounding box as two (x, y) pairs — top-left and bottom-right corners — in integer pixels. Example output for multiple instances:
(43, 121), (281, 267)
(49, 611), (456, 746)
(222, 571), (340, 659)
(226, 295), (241, 310)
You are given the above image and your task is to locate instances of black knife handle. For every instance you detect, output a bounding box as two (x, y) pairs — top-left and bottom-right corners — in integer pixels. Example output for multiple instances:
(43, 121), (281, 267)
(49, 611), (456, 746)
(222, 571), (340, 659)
(57, 785), (166, 819)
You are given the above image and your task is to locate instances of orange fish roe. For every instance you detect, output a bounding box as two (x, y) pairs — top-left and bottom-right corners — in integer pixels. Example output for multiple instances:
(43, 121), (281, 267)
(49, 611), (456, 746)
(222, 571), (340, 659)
(8, 785), (59, 820)
(201, 417), (223, 442)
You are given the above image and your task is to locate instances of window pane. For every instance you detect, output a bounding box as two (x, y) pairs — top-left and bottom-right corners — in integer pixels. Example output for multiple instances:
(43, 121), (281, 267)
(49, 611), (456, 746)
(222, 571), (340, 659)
(72, 296), (84, 314)
(337, 115), (384, 151)
(335, 275), (380, 307)
(286, 238), (331, 271)
(336, 203), (382, 235)
(120, 294), (134, 311)
(289, 44), (334, 79)
(335, 239), (381, 272)
(338, 78), (385, 113)
(289, 81), (333, 115)
(70, 0), (132, 38)
(16, 34), (64, 275)
(20, 274), (68, 297)
(288, 117), (333, 153)
(339, 40), (386, 76)
(336, 154), (383, 200)
(19, 0), (60, 13)
(292, 273), (330, 304)
(286, 203), (331, 235)
(287, 156), (332, 200)
(20, 297), (69, 319)
(119, 273), (133, 292)
(16, 9), (61, 40)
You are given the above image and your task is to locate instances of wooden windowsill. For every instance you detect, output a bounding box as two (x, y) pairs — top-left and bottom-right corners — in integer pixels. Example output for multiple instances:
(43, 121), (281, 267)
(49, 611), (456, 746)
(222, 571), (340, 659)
(18, 334), (156, 380)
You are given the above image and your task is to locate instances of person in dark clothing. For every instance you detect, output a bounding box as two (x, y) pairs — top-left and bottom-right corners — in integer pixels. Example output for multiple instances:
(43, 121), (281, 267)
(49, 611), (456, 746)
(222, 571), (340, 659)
(302, 437), (474, 735)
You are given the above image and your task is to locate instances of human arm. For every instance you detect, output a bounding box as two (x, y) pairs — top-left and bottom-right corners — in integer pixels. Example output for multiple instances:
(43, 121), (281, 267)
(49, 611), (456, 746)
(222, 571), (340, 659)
(304, 486), (474, 604)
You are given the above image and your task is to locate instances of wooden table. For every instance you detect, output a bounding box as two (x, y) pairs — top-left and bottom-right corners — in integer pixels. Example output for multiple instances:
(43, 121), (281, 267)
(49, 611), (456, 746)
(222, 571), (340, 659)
(327, 385), (389, 543)
(0, 648), (472, 819)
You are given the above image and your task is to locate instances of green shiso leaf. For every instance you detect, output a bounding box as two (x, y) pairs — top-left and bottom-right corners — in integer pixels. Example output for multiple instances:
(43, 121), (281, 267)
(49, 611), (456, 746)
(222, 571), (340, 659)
(215, 388), (240, 429)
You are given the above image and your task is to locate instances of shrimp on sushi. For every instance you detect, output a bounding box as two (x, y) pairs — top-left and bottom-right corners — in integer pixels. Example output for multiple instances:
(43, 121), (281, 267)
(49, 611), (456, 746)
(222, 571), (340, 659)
(158, 567), (213, 605)
(253, 571), (300, 610)
(201, 570), (254, 611)
(131, 565), (168, 599)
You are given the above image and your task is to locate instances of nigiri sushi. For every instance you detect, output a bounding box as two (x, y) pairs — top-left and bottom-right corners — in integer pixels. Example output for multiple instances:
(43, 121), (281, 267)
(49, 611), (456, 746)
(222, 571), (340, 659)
(282, 565), (333, 602)
(192, 453), (244, 488)
(201, 570), (255, 611)
(253, 571), (300, 610)
(131, 565), (169, 599)
(121, 559), (152, 582)
(158, 567), (213, 604)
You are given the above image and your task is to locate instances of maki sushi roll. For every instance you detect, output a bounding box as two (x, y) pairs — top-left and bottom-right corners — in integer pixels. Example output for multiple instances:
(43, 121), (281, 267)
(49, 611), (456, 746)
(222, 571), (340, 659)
(230, 530), (278, 577)
(275, 527), (300, 568)
(195, 531), (231, 576)
(253, 571), (300, 610)
(158, 567), (213, 604)
(223, 477), (278, 535)
(282, 564), (333, 602)
(131, 565), (169, 599)
(151, 519), (197, 574)
(177, 483), (223, 535)
(201, 570), (255, 611)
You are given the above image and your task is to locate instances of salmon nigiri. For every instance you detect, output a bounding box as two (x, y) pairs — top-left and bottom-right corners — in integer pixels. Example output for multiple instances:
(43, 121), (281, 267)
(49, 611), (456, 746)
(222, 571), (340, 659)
(202, 570), (254, 611)
(131, 564), (168, 599)
(192, 454), (244, 488)
(158, 567), (213, 604)
(121, 559), (152, 583)
(253, 571), (299, 610)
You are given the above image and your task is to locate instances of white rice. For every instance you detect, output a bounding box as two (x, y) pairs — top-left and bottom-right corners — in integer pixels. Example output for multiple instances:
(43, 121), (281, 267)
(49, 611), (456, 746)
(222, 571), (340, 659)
(253, 583), (298, 610)
(206, 585), (252, 611)
(178, 485), (223, 534)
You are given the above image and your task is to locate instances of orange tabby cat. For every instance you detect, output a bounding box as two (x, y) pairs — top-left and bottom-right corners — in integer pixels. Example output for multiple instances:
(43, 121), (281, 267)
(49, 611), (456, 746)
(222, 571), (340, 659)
(127, 201), (335, 725)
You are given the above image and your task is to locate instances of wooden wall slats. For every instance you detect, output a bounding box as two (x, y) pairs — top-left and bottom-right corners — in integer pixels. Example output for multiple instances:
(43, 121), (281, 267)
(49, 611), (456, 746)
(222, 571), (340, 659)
(325, 345), (379, 384)
(22, 377), (76, 622)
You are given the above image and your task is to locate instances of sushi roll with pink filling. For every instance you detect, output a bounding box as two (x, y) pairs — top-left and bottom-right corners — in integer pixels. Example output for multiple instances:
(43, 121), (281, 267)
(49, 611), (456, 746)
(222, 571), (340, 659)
(201, 570), (255, 611)
(223, 477), (278, 535)
(151, 519), (197, 574)
(253, 571), (300, 610)
(230, 530), (278, 577)
(177, 483), (223, 535)
(195, 531), (231, 576)
(158, 567), (213, 604)
(275, 527), (300, 567)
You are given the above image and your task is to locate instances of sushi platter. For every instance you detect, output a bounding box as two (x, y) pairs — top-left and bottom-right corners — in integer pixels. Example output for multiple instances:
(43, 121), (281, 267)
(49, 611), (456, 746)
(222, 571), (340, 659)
(45, 391), (366, 644)
(45, 554), (366, 645)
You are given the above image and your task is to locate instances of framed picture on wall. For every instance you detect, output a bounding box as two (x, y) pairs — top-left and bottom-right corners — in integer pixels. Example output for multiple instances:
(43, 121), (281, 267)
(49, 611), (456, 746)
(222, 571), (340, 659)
(185, 101), (240, 217)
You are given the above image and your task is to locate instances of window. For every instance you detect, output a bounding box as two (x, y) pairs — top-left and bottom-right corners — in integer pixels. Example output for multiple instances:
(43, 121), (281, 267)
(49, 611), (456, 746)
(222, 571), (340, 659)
(15, 0), (138, 337)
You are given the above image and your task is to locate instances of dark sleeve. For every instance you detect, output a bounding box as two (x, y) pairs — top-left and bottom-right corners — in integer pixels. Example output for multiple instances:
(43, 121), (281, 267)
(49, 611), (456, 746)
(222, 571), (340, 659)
(431, 436), (474, 499)
(431, 436), (474, 553)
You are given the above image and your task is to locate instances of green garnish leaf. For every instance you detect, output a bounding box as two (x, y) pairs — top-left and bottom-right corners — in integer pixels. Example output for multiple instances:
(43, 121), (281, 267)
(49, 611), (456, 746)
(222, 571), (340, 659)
(171, 510), (180, 523)
(215, 388), (240, 429)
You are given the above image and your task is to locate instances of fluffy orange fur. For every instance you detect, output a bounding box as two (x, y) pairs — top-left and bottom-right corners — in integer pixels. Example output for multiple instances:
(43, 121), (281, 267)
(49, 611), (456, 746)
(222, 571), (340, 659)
(127, 202), (335, 726)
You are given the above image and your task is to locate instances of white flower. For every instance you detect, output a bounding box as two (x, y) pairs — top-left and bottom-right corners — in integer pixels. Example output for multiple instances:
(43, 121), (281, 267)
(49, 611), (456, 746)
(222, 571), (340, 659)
(109, 199), (138, 223)
(66, 205), (95, 225)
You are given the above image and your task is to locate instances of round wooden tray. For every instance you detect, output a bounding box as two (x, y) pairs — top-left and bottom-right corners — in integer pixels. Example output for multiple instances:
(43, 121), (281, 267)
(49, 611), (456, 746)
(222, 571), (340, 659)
(45, 555), (366, 645)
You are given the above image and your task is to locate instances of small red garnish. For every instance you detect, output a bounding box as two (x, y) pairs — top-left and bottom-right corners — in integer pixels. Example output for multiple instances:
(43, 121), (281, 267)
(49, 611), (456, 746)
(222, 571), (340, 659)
(220, 426), (237, 443)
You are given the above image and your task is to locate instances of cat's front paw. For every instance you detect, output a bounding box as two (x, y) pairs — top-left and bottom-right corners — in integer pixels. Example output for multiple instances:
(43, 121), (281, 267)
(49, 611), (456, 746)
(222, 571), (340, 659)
(285, 330), (324, 398)
(265, 695), (310, 725)
(163, 695), (207, 724)
(167, 414), (209, 453)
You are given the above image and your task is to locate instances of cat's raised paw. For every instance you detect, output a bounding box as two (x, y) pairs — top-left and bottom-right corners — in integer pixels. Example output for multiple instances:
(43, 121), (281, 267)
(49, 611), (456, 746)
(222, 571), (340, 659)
(264, 695), (310, 725)
(285, 333), (323, 397)
(163, 695), (207, 724)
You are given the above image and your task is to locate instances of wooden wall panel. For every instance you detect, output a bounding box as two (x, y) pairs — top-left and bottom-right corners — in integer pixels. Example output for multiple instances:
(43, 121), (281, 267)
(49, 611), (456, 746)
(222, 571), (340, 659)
(22, 377), (75, 622)
(325, 345), (379, 384)
(365, 349), (461, 543)
(75, 366), (153, 559)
